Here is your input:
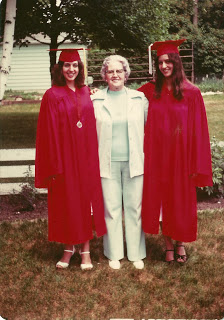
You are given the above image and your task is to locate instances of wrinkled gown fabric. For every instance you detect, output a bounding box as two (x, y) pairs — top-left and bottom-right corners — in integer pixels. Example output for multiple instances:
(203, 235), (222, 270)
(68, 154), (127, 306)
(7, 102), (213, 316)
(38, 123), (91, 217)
(35, 85), (106, 244)
(138, 81), (212, 242)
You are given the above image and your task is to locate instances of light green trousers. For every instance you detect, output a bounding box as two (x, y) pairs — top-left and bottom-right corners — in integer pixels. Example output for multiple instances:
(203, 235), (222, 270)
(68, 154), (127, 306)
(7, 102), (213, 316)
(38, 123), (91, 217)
(101, 161), (146, 261)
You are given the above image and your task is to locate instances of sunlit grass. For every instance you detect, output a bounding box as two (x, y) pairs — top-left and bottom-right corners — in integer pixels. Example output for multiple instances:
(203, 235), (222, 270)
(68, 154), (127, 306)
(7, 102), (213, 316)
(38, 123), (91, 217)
(0, 103), (41, 113)
(203, 94), (224, 141)
(0, 208), (224, 320)
(0, 103), (40, 149)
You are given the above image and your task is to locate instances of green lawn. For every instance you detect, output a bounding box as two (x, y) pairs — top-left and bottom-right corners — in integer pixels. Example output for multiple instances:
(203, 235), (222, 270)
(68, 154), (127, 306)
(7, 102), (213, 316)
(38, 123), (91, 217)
(0, 95), (223, 320)
(203, 94), (224, 141)
(0, 208), (223, 320)
(0, 103), (40, 149)
(0, 94), (223, 149)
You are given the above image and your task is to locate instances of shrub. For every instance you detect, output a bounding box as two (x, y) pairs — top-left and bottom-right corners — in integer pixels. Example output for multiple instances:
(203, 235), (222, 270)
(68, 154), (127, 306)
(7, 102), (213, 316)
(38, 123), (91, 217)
(17, 166), (38, 211)
(196, 78), (224, 93)
(199, 137), (224, 197)
(127, 81), (148, 90)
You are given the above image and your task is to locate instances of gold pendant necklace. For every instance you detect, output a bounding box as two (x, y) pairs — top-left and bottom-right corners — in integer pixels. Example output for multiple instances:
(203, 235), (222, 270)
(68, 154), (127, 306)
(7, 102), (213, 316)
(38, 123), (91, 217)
(67, 86), (83, 129)
(76, 120), (82, 128)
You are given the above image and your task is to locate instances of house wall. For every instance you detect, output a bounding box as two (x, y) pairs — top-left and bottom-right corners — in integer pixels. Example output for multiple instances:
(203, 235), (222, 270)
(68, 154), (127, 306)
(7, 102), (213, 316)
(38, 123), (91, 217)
(0, 42), (87, 92)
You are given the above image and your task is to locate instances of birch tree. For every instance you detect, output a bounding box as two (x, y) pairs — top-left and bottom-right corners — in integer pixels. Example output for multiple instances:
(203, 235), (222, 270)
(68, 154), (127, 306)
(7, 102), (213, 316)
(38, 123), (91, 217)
(0, 0), (17, 103)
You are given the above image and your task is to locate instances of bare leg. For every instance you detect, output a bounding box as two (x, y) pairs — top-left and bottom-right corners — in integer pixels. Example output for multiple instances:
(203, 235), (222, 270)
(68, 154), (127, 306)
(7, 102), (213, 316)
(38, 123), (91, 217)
(176, 241), (187, 263)
(160, 222), (174, 262)
(163, 235), (175, 262)
(59, 244), (74, 263)
(56, 244), (75, 269)
(80, 240), (92, 265)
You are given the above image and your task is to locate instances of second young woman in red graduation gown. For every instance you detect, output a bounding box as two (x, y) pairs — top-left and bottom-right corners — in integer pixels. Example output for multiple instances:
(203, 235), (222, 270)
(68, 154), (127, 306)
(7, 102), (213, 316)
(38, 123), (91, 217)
(138, 40), (212, 264)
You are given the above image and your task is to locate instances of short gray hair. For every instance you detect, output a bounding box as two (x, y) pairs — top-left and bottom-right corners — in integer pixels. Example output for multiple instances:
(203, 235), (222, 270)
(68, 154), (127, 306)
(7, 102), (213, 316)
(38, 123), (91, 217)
(100, 55), (131, 81)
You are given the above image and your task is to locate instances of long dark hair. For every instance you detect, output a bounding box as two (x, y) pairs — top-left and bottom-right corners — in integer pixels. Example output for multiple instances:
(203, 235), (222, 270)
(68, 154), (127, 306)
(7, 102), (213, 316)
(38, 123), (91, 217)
(51, 60), (85, 88)
(154, 53), (186, 100)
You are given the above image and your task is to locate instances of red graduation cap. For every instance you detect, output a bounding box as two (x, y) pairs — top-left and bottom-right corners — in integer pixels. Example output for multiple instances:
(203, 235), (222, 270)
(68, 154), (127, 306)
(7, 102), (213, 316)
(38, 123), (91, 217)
(151, 39), (186, 56)
(49, 48), (88, 62)
(148, 39), (186, 74)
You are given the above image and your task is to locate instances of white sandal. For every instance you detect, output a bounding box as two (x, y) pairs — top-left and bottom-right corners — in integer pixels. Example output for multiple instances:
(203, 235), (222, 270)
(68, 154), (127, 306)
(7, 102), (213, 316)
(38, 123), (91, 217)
(56, 246), (75, 269)
(80, 251), (93, 270)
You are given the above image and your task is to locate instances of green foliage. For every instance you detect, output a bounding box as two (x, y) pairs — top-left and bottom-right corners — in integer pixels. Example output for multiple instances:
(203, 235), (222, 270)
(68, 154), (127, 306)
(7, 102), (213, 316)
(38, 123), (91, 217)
(1, 0), (170, 69)
(18, 166), (38, 211)
(199, 0), (224, 30)
(196, 78), (224, 93)
(127, 81), (148, 90)
(195, 27), (224, 76)
(168, 0), (224, 77)
(168, 0), (194, 35)
(76, 0), (169, 53)
(200, 137), (224, 197)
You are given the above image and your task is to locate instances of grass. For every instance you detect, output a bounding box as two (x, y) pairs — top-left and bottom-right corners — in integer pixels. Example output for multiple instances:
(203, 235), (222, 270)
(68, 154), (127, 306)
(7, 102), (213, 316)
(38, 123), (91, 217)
(203, 94), (224, 141)
(0, 91), (223, 319)
(3, 90), (43, 101)
(0, 208), (224, 320)
(0, 103), (40, 149)
(0, 94), (223, 149)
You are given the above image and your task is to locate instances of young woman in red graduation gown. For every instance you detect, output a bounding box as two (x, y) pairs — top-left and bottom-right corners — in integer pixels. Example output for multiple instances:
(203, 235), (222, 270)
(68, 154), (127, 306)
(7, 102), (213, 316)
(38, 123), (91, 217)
(138, 40), (213, 264)
(35, 49), (106, 270)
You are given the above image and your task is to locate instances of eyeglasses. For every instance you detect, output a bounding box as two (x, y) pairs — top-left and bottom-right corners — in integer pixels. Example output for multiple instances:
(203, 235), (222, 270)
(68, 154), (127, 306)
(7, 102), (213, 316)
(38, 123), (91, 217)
(106, 69), (124, 75)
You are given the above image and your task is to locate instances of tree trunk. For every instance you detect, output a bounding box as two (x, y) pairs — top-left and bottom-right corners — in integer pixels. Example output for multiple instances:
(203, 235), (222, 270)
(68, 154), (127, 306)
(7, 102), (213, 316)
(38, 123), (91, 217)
(49, 0), (59, 79)
(193, 0), (198, 27)
(0, 0), (17, 103)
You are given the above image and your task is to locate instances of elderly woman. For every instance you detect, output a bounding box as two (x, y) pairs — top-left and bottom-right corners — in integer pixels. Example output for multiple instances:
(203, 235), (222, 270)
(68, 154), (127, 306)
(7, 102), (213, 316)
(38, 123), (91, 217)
(35, 48), (106, 270)
(91, 55), (148, 269)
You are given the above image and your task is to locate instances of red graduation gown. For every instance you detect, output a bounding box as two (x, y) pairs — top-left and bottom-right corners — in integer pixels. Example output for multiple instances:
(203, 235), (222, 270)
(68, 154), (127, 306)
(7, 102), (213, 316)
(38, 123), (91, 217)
(35, 85), (106, 244)
(138, 80), (212, 242)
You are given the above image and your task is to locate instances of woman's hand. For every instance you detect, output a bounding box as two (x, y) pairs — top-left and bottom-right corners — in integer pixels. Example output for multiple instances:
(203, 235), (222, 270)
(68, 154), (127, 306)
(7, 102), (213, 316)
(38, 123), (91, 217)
(90, 88), (99, 95)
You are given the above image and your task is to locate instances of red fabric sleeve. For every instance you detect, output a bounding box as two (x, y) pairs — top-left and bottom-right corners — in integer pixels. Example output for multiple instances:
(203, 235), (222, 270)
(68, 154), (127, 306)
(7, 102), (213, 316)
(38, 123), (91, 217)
(137, 82), (155, 101)
(84, 95), (107, 237)
(35, 89), (63, 188)
(188, 88), (213, 187)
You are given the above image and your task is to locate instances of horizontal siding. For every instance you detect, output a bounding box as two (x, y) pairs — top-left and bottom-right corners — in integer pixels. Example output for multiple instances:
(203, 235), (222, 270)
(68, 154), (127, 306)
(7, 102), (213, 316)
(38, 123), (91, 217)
(0, 43), (87, 91)
(0, 183), (47, 195)
(0, 148), (47, 195)
(0, 149), (35, 161)
(0, 165), (35, 178)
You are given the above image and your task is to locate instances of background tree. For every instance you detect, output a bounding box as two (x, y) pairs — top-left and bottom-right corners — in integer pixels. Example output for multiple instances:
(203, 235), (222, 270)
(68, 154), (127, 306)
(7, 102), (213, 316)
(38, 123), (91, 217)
(1, 0), (222, 79)
(1, 0), (90, 71)
(168, 0), (224, 77)
(0, 0), (169, 72)
(75, 0), (169, 54)
(0, 0), (17, 103)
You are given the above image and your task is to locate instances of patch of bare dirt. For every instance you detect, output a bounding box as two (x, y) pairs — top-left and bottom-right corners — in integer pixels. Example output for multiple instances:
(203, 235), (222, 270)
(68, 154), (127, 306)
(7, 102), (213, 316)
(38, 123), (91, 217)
(0, 194), (48, 222)
(197, 196), (224, 210)
(0, 194), (223, 223)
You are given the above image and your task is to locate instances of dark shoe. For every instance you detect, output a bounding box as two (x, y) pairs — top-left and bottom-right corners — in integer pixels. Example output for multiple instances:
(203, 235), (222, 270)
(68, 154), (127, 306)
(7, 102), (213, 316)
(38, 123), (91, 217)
(164, 249), (175, 264)
(176, 245), (187, 264)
